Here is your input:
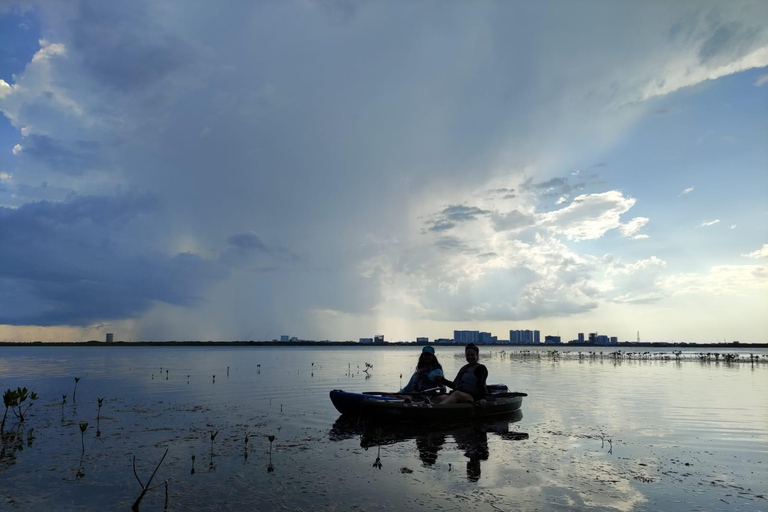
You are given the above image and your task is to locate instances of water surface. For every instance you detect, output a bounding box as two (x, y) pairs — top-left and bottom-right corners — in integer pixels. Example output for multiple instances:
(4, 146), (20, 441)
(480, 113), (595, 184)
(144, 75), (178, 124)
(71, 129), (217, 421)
(1, 345), (766, 511)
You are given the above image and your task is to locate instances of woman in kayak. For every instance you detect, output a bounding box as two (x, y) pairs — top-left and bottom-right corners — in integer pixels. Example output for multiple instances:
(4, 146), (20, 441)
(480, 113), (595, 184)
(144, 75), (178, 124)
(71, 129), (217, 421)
(399, 345), (446, 393)
(433, 343), (487, 406)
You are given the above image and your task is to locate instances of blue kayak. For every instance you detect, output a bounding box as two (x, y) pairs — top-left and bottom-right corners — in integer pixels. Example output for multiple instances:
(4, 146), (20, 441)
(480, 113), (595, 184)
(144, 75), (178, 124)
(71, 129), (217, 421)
(329, 385), (525, 421)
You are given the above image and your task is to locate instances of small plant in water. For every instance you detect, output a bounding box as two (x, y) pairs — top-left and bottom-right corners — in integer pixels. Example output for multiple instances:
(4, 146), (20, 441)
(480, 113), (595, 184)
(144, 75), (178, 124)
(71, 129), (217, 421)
(190, 454), (196, 475)
(371, 427), (384, 469)
(73, 377), (81, 404)
(2, 387), (39, 430)
(209, 430), (219, 468)
(267, 435), (276, 473)
(79, 422), (88, 456)
(96, 397), (104, 436)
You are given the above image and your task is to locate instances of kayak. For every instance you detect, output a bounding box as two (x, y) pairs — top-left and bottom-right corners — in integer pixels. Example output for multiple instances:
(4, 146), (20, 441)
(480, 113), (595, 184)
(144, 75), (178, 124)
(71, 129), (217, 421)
(329, 384), (525, 421)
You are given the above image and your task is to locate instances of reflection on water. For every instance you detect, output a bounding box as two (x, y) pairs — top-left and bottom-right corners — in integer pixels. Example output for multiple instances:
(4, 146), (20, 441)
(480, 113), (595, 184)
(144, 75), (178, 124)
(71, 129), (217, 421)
(0, 345), (766, 512)
(329, 411), (527, 481)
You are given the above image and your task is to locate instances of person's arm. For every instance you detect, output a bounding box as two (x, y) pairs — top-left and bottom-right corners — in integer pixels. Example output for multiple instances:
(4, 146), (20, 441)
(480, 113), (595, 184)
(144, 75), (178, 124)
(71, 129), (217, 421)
(399, 372), (418, 393)
(427, 369), (446, 389)
(474, 365), (489, 400)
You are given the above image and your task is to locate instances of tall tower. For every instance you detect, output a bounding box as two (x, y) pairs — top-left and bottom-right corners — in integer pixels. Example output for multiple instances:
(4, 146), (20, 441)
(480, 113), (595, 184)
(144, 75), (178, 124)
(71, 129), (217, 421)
(637, 331), (640, 343)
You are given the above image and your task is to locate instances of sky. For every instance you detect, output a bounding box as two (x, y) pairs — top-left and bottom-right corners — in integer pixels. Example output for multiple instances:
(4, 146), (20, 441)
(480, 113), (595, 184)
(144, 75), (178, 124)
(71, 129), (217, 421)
(0, 1), (766, 343)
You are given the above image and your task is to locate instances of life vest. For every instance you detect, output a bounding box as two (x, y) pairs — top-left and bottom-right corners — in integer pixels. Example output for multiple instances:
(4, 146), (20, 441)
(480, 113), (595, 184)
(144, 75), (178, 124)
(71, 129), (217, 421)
(455, 363), (482, 395)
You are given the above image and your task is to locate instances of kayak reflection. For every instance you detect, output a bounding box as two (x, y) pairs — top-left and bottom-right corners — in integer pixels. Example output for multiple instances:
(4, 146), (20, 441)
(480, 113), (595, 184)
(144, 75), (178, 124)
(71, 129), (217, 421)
(329, 410), (527, 482)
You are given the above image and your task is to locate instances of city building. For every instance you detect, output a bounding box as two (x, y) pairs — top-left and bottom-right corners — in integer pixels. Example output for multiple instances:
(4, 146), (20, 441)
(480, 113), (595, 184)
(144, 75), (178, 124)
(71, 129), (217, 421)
(416, 337), (429, 344)
(578, 333), (584, 343)
(374, 334), (385, 344)
(454, 330), (480, 344)
(544, 335), (562, 345)
(106, 333), (113, 343)
(610, 336), (618, 344)
(510, 330), (540, 344)
(280, 335), (290, 342)
(359, 337), (374, 344)
(479, 332), (498, 344)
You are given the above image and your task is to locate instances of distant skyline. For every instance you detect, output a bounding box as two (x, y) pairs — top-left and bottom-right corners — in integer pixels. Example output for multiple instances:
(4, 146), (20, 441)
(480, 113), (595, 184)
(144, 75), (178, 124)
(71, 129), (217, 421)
(1, 2), (767, 343)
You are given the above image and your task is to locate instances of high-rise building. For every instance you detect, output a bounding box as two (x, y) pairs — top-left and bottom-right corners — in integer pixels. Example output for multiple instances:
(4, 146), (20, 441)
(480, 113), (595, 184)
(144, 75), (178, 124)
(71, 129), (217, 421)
(106, 333), (113, 343)
(479, 332), (497, 344)
(544, 335), (562, 344)
(510, 330), (540, 344)
(416, 337), (429, 344)
(374, 334), (385, 344)
(280, 335), (290, 342)
(454, 330), (480, 344)
(578, 333), (585, 343)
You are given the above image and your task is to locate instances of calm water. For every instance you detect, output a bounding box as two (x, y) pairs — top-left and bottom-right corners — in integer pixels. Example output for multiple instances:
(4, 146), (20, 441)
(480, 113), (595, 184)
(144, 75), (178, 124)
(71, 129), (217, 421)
(1, 345), (766, 511)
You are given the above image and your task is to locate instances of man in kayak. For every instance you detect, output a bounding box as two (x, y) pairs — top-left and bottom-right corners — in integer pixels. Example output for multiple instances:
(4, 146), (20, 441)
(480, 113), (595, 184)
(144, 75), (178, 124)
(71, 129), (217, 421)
(400, 345), (446, 393)
(433, 343), (488, 406)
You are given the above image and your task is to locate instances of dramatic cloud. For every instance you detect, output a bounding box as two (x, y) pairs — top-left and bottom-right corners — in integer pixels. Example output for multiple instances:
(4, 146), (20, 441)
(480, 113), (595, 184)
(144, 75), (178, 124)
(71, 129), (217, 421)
(0, 1), (766, 341)
(0, 194), (226, 326)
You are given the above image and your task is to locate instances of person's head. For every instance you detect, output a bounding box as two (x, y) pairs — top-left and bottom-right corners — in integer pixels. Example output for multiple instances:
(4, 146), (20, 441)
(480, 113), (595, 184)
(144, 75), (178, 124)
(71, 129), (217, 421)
(417, 345), (441, 369)
(465, 343), (479, 364)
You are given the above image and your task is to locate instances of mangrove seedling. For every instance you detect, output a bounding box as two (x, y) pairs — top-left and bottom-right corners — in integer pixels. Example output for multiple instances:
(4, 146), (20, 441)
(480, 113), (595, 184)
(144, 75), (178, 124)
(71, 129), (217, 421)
(209, 430), (219, 467)
(2, 387), (39, 429)
(267, 435), (276, 473)
(72, 377), (81, 404)
(371, 427), (384, 470)
(190, 454), (196, 475)
(131, 448), (169, 512)
(96, 397), (104, 436)
(244, 433), (250, 462)
(79, 422), (88, 456)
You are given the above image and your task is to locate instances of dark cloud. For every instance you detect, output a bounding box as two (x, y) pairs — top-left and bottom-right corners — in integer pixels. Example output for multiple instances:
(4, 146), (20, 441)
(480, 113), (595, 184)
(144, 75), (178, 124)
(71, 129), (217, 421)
(433, 236), (474, 253)
(427, 204), (490, 232)
(521, 176), (587, 200)
(428, 219), (456, 232)
(0, 194), (226, 326)
(71, 1), (193, 92)
(18, 135), (101, 175)
(227, 232), (269, 252)
(491, 210), (536, 232)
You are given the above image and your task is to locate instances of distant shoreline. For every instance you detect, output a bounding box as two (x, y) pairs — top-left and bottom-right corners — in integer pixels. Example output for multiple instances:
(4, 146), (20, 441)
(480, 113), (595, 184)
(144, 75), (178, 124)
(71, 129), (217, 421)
(1, 340), (766, 348)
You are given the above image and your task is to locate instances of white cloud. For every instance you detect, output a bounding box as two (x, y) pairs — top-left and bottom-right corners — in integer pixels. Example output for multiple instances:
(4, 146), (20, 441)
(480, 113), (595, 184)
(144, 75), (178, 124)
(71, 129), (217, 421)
(31, 40), (67, 63)
(0, 79), (12, 99)
(541, 191), (643, 241)
(743, 244), (768, 259)
(664, 263), (768, 295)
(0, 172), (12, 181)
(619, 217), (650, 239)
(555, 195), (568, 205)
(20, 126), (30, 136)
(730, 224), (737, 229)
(679, 187), (694, 196)
(698, 219), (720, 227)
(755, 74), (768, 86)
(12, 144), (22, 155)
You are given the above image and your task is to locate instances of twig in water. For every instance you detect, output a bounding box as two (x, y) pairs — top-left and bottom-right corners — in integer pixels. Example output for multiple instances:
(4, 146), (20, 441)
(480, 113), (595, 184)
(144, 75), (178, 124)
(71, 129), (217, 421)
(131, 448), (169, 512)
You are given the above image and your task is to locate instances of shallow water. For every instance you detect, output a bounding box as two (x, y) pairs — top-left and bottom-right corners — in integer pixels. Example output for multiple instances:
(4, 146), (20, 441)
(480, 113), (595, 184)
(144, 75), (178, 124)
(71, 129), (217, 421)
(1, 345), (766, 511)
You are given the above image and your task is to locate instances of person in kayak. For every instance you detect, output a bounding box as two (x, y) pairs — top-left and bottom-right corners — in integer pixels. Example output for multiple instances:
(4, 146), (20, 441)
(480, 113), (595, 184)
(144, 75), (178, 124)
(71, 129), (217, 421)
(399, 345), (446, 393)
(433, 343), (488, 406)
